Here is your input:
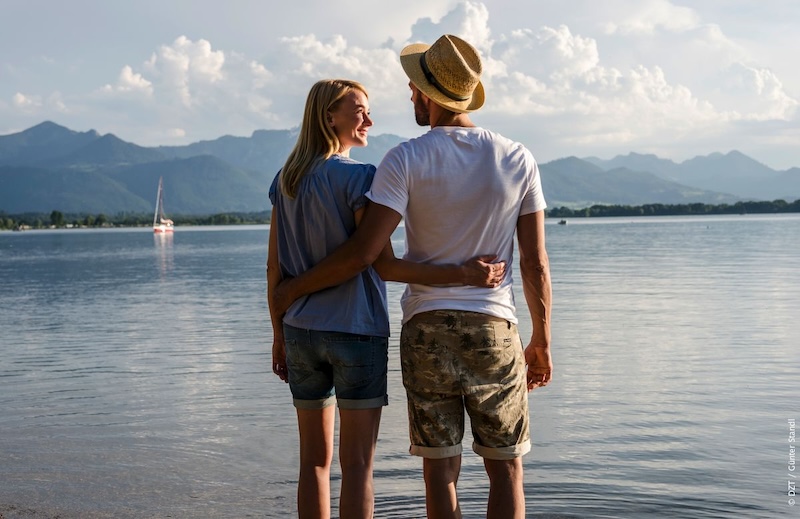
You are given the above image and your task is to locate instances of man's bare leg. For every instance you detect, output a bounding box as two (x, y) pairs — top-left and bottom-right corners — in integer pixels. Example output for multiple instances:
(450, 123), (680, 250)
(423, 456), (462, 519)
(484, 457), (525, 519)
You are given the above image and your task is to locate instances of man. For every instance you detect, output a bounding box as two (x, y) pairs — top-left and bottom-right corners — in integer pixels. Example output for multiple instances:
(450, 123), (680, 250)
(274, 34), (552, 519)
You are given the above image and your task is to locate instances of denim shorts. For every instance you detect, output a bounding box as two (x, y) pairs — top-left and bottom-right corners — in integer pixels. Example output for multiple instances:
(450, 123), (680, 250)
(283, 324), (389, 410)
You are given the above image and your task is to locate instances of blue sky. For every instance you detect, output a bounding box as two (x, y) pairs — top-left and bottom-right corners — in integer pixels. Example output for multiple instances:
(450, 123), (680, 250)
(1, 0), (798, 169)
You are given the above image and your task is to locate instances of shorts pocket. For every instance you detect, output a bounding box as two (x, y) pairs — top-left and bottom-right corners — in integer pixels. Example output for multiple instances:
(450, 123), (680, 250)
(326, 335), (382, 387)
(463, 321), (521, 381)
(284, 337), (313, 386)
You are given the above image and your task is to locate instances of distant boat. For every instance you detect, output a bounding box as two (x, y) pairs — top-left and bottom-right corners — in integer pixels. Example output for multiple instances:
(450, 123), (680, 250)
(152, 177), (174, 233)
(558, 219), (568, 225)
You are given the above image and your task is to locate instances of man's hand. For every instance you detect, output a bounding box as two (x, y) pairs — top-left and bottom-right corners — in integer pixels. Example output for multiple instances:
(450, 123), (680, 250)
(272, 338), (289, 383)
(462, 255), (506, 287)
(525, 342), (552, 391)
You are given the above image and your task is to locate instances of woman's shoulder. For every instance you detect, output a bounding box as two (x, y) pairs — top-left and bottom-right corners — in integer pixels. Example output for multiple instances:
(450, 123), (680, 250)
(324, 155), (376, 175)
(329, 154), (372, 167)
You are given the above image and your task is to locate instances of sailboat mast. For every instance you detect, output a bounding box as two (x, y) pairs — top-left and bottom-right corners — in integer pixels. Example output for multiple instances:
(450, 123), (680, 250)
(153, 177), (163, 226)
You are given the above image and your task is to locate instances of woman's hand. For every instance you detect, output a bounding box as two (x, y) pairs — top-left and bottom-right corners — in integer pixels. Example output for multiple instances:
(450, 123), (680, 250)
(461, 255), (506, 287)
(272, 338), (289, 383)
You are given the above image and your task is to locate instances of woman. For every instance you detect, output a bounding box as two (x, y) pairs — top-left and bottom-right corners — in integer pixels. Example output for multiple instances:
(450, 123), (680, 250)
(267, 79), (503, 518)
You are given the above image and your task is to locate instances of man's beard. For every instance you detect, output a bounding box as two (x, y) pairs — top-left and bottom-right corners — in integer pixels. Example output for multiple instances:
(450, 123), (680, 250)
(414, 100), (430, 126)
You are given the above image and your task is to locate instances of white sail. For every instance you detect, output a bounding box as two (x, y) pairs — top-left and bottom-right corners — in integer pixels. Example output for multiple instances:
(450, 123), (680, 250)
(153, 177), (174, 233)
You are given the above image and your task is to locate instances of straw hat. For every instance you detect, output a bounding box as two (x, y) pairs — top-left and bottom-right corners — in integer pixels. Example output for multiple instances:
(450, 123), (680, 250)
(400, 34), (485, 113)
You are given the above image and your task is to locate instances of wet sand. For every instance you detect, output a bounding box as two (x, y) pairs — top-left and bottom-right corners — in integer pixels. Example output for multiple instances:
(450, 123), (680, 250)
(0, 505), (132, 519)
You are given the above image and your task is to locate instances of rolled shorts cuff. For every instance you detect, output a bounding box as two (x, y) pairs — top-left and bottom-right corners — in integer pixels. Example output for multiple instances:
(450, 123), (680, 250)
(473, 439), (531, 460)
(293, 395), (337, 410)
(409, 443), (463, 459)
(337, 395), (388, 410)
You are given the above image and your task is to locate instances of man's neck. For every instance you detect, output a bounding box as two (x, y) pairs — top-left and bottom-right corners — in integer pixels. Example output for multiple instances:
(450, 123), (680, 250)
(428, 104), (475, 129)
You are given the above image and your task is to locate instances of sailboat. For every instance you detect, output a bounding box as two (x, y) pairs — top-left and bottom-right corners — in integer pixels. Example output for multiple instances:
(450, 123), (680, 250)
(152, 176), (174, 233)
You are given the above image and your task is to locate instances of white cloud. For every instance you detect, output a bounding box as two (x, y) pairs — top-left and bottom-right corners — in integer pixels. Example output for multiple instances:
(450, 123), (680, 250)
(133, 36), (227, 108)
(276, 34), (407, 117)
(249, 60), (272, 89)
(405, 1), (493, 59)
(1, 0), (798, 167)
(12, 92), (42, 109)
(114, 4), (800, 163)
(10, 91), (69, 117)
(714, 63), (799, 120)
(495, 25), (599, 82)
(602, 0), (700, 35)
(47, 92), (69, 113)
(101, 65), (153, 96)
(80, 36), (287, 142)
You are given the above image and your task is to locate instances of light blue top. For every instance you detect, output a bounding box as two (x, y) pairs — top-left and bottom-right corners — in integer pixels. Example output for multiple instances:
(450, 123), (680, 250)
(269, 155), (389, 337)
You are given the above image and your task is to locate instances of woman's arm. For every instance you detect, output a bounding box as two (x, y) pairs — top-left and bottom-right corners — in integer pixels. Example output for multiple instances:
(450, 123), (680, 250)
(271, 201), (506, 316)
(266, 207), (288, 382)
(355, 206), (506, 287)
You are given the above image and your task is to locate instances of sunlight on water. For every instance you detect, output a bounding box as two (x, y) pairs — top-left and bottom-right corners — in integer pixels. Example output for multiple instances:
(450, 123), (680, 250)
(0, 215), (798, 518)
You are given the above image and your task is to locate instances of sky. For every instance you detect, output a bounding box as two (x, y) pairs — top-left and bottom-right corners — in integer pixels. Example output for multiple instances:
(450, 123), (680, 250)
(1, 0), (798, 169)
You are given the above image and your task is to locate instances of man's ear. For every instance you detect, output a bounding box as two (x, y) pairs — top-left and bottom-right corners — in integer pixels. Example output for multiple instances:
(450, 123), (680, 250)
(422, 92), (438, 113)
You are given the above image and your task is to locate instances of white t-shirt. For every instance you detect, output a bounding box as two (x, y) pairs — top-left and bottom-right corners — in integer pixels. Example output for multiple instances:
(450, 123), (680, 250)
(366, 126), (547, 323)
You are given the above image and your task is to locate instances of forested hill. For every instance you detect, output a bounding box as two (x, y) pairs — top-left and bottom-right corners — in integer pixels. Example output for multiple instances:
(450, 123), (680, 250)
(1, 121), (798, 214)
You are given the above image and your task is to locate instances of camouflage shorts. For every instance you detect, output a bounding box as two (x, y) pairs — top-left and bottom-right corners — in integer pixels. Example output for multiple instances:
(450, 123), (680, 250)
(400, 310), (531, 460)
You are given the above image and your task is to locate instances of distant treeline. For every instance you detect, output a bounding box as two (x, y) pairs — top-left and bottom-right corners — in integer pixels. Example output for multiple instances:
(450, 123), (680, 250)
(0, 210), (270, 230)
(547, 199), (800, 218)
(2, 200), (799, 231)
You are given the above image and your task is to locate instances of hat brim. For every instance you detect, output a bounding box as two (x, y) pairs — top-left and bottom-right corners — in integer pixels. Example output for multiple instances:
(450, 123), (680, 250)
(400, 43), (484, 114)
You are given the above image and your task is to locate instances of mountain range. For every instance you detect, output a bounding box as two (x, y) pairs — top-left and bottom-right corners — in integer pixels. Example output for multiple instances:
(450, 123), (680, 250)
(1, 121), (797, 214)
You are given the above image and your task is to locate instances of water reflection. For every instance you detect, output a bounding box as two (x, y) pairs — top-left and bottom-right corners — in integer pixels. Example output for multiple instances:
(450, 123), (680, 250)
(0, 218), (797, 518)
(154, 232), (174, 279)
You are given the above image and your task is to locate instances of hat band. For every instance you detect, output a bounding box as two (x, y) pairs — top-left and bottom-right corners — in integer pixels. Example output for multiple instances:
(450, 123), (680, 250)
(419, 54), (471, 102)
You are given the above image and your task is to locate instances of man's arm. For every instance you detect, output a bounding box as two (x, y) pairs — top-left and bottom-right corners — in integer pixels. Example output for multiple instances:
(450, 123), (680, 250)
(517, 210), (553, 390)
(272, 201), (401, 315)
(266, 207), (288, 382)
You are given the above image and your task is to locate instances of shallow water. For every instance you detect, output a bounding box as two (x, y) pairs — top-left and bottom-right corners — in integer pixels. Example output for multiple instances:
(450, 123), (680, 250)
(0, 215), (797, 518)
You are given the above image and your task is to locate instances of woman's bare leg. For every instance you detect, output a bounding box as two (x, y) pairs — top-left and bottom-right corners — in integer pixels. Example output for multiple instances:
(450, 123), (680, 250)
(296, 406), (336, 519)
(338, 407), (382, 519)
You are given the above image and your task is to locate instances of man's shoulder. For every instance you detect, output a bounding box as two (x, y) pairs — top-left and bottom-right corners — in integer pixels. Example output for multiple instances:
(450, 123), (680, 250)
(478, 128), (528, 151)
(395, 131), (436, 151)
(482, 129), (537, 166)
(378, 133), (431, 166)
(379, 128), (534, 165)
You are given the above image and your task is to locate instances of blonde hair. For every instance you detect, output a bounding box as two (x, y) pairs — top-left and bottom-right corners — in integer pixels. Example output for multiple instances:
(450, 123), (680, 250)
(280, 79), (369, 199)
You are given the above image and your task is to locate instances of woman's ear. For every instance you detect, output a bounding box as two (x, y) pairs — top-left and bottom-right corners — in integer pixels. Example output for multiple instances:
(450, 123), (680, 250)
(326, 112), (335, 128)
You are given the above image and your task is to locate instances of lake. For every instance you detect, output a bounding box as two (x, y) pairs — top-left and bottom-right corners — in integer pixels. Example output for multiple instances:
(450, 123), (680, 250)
(0, 214), (797, 518)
